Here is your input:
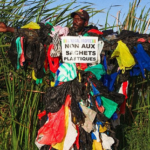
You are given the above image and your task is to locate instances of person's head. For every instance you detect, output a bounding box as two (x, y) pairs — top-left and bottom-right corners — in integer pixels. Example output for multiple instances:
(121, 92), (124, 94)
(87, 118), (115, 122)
(71, 9), (89, 34)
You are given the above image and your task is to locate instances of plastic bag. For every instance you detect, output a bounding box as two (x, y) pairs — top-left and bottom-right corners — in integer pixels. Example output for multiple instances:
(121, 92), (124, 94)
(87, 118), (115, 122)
(96, 101), (105, 113)
(63, 110), (77, 150)
(133, 44), (150, 78)
(47, 44), (59, 73)
(101, 133), (114, 150)
(81, 105), (96, 133)
(87, 29), (103, 35)
(91, 83), (101, 106)
(101, 96), (118, 118)
(35, 105), (65, 146)
(92, 125), (100, 142)
(99, 125), (107, 133)
(76, 63), (88, 70)
(111, 40), (135, 73)
(52, 95), (71, 150)
(119, 81), (128, 114)
(101, 72), (119, 92)
(57, 63), (77, 82)
(21, 22), (40, 29)
(92, 140), (103, 150)
(32, 70), (37, 80)
(84, 64), (106, 80)
(74, 125), (80, 149)
(36, 95), (71, 149)
(130, 64), (141, 76)
(16, 37), (22, 69)
(20, 37), (25, 66)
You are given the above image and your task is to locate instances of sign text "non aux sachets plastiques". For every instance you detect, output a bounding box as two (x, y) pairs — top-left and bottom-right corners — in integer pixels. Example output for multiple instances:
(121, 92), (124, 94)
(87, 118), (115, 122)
(61, 36), (98, 63)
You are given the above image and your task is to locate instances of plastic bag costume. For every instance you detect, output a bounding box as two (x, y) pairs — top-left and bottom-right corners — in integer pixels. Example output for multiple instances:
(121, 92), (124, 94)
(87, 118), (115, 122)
(8, 21), (150, 150)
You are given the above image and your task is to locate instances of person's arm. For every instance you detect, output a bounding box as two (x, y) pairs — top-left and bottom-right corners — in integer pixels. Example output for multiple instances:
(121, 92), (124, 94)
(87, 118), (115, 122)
(0, 22), (14, 32)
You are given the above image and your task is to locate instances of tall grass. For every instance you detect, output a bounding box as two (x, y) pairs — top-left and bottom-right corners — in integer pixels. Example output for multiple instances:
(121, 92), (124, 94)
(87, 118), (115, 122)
(0, 38), (45, 149)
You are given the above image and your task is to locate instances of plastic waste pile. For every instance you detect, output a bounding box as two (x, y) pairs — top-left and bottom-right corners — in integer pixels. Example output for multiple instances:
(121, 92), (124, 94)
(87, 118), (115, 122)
(8, 22), (150, 150)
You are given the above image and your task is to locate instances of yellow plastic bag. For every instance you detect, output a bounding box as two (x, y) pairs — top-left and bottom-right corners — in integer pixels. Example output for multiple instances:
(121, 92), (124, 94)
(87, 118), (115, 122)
(99, 122), (110, 133)
(92, 140), (104, 150)
(32, 70), (37, 80)
(50, 81), (55, 87)
(111, 40), (135, 73)
(21, 22), (40, 29)
(79, 73), (81, 83)
(99, 125), (107, 133)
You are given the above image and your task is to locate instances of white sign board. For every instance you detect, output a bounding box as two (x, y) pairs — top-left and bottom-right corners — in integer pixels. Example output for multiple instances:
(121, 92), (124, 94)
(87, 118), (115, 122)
(61, 36), (98, 63)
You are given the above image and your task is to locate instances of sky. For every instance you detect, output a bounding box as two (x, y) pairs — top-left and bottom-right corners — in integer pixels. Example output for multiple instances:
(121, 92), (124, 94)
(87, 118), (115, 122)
(52, 0), (150, 31)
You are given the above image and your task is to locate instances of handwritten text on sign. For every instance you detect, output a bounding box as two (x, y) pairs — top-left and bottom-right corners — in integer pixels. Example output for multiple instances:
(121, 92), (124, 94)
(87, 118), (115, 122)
(61, 36), (98, 63)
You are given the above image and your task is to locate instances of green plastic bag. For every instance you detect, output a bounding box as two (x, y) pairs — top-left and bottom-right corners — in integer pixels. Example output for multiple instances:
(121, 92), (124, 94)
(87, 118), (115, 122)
(16, 37), (22, 70)
(45, 22), (54, 32)
(101, 96), (118, 118)
(84, 64), (106, 80)
(57, 63), (77, 82)
(83, 33), (90, 36)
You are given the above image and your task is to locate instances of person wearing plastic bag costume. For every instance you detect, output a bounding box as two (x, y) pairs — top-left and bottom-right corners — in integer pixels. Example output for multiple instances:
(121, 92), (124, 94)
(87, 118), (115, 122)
(0, 10), (125, 150)
(34, 10), (123, 150)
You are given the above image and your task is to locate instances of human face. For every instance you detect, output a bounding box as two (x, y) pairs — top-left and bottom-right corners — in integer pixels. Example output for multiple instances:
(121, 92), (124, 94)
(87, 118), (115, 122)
(73, 14), (87, 34)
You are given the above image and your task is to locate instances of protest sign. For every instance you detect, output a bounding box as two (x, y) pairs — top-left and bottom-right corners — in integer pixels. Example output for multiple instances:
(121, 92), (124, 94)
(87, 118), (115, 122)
(61, 36), (98, 63)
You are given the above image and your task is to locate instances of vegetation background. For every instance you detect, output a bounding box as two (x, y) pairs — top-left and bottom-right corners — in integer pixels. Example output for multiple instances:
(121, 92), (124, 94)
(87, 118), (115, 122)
(0, 0), (150, 149)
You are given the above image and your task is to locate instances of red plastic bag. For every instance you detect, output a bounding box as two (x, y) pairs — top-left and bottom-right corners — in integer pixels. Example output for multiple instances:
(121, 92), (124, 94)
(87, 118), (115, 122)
(38, 110), (46, 120)
(137, 38), (146, 43)
(52, 95), (72, 149)
(87, 29), (103, 35)
(76, 63), (88, 70)
(119, 81), (128, 114)
(47, 44), (59, 73)
(36, 95), (71, 146)
(74, 125), (80, 149)
(36, 105), (65, 145)
(20, 37), (25, 66)
(95, 101), (105, 113)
